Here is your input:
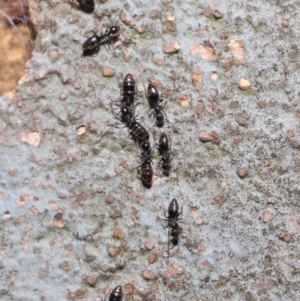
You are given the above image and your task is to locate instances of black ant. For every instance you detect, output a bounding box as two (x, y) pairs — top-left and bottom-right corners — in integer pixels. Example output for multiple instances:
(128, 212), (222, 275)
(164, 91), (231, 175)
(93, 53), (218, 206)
(157, 132), (171, 177)
(122, 73), (136, 99)
(140, 139), (151, 157)
(137, 153), (153, 188)
(109, 285), (122, 301)
(146, 83), (177, 132)
(113, 74), (137, 124)
(162, 198), (183, 254)
(77, 0), (94, 13)
(82, 26), (120, 56)
(169, 222), (182, 251)
(126, 116), (150, 146)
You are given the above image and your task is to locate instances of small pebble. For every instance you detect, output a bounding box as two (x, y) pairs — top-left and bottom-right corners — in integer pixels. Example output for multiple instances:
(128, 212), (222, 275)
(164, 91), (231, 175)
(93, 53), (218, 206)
(87, 274), (98, 286)
(201, 259), (212, 269)
(102, 66), (115, 77)
(105, 193), (115, 203)
(286, 129), (294, 139)
(237, 114), (247, 126)
(279, 231), (292, 242)
(257, 100), (267, 108)
(230, 101), (239, 108)
(199, 130), (213, 142)
(60, 261), (70, 271)
(204, 6), (213, 18)
(124, 283), (135, 295)
(217, 109), (224, 117)
(196, 100), (204, 115)
(145, 240), (154, 250)
(282, 19), (289, 27)
(238, 78), (251, 90)
(113, 228), (125, 239)
(164, 263), (184, 278)
(163, 42), (181, 54)
(237, 167), (248, 179)
(148, 254), (157, 264)
(108, 245), (120, 257)
(75, 288), (85, 298)
(20, 131), (41, 147)
(77, 126), (86, 136)
(214, 195), (225, 205)
(54, 213), (66, 228)
(214, 10), (223, 19)
(143, 269), (157, 280)
(263, 211), (273, 223)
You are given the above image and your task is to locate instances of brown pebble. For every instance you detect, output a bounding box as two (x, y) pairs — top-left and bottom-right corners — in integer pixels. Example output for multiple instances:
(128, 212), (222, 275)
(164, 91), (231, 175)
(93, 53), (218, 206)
(86, 274), (98, 286)
(282, 19), (289, 27)
(196, 100), (204, 115)
(238, 78), (251, 90)
(20, 131), (41, 147)
(105, 193), (115, 203)
(245, 291), (255, 301)
(163, 42), (181, 54)
(237, 167), (248, 179)
(217, 109), (224, 117)
(201, 259), (212, 269)
(257, 100), (267, 108)
(148, 254), (157, 264)
(54, 213), (66, 228)
(265, 255), (272, 266)
(60, 261), (70, 270)
(108, 245), (120, 257)
(124, 283), (135, 295)
(75, 288), (85, 298)
(77, 126), (86, 136)
(199, 130), (213, 142)
(16, 215), (26, 223)
(237, 114), (247, 126)
(102, 66), (115, 77)
(286, 129), (295, 139)
(263, 211), (273, 223)
(149, 10), (159, 19)
(164, 20), (176, 32)
(214, 10), (223, 19)
(142, 269), (157, 280)
(145, 239), (154, 250)
(230, 101), (239, 108)
(246, 15), (253, 23)
(210, 131), (220, 144)
(120, 11), (135, 27)
(217, 275), (227, 287)
(112, 209), (122, 219)
(222, 57), (234, 68)
(164, 263), (184, 278)
(211, 89), (218, 98)
(8, 169), (18, 176)
(113, 228), (125, 239)
(214, 195), (225, 205)
(279, 231), (292, 242)
(204, 6), (213, 18)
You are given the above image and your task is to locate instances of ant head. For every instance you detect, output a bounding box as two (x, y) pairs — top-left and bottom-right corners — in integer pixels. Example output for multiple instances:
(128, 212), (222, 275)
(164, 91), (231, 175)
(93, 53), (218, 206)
(109, 25), (121, 38)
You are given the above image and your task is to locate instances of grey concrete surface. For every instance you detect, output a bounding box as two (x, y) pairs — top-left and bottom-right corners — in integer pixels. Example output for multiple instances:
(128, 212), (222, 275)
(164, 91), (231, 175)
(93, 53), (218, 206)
(1, 0), (300, 300)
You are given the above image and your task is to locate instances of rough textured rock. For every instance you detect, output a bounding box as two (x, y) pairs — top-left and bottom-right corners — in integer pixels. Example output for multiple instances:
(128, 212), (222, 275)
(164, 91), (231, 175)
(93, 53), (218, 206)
(0, 0), (300, 300)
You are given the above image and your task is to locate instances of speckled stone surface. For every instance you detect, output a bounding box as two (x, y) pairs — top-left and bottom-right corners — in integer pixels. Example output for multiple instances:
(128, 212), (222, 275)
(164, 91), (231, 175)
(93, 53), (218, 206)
(1, 0), (300, 300)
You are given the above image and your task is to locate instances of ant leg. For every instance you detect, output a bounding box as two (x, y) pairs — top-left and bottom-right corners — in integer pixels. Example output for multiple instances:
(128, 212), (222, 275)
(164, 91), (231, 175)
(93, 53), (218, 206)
(160, 108), (179, 133)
